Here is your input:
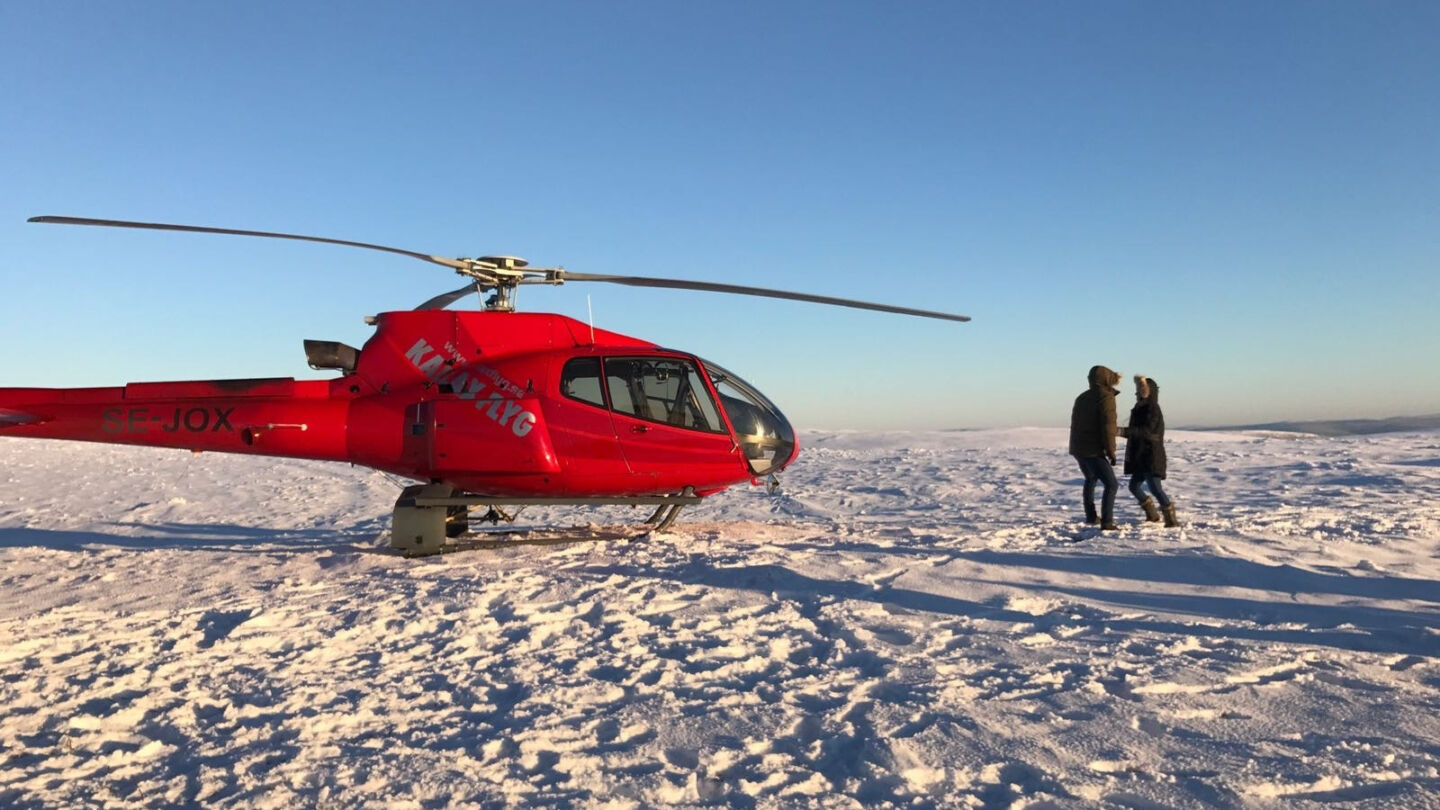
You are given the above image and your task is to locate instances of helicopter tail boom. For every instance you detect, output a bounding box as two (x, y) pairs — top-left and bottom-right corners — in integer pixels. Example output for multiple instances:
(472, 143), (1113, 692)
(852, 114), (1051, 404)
(0, 381), (352, 461)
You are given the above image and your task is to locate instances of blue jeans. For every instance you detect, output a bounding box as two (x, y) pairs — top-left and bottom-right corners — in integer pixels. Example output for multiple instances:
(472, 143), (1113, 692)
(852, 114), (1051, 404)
(1129, 474), (1172, 508)
(1075, 456), (1117, 524)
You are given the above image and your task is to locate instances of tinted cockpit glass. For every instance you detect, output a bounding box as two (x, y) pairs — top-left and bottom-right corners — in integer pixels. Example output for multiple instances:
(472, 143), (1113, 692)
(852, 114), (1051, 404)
(702, 360), (796, 476)
(561, 357), (606, 407)
(604, 357), (725, 433)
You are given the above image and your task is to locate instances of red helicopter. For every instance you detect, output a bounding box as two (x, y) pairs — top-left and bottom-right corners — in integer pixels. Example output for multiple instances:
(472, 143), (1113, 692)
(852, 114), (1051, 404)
(1, 216), (968, 554)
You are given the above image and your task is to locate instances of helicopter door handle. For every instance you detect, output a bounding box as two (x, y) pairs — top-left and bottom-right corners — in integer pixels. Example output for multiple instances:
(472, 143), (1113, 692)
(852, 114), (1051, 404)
(630, 424), (649, 434)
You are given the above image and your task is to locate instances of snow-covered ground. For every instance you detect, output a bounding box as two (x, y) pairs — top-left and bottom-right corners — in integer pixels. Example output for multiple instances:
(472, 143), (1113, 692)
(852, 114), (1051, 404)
(2, 428), (1438, 809)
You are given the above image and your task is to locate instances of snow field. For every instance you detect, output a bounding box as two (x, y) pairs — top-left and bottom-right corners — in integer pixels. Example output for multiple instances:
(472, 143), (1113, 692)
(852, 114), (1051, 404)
(2, 429), (1439, 808)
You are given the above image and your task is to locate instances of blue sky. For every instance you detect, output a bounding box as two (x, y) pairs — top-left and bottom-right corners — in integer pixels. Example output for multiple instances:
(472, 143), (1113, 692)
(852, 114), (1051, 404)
(2, 2), (1436, 429)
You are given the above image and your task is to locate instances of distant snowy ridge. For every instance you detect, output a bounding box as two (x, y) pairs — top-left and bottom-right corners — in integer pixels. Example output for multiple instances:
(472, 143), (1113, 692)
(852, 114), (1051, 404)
(1196, 413), (1440, 437)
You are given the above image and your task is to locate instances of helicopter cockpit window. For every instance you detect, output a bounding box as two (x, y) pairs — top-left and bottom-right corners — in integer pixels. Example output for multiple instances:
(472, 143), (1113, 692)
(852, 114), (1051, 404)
(703, 360), (797, 476)
(604, 357), (725, 433)
(560, 357), (606, 408)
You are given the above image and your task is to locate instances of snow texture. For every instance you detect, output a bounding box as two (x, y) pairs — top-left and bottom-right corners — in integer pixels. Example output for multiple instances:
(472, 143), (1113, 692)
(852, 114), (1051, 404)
(2, 428), (1439, 809)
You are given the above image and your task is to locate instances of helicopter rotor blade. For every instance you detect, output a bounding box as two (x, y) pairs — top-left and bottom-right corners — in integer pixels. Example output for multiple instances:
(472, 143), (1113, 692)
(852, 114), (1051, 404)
(29, 215), (971, 322)
(558, 272), (971, 322)
(27, 215), (470, 271)
(415, 282), (481, 311)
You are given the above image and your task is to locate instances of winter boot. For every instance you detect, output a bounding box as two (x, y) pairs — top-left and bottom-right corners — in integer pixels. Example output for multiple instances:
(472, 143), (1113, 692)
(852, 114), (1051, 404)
(1139, 497), (1161, 523)
(1162, 503), (1182, 528)
(1084, 502), (1099, 526)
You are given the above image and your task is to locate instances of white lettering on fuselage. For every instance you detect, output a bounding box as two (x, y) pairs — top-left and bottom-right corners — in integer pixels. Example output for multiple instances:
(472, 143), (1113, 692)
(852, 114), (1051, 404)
(405, 338), (537, 439)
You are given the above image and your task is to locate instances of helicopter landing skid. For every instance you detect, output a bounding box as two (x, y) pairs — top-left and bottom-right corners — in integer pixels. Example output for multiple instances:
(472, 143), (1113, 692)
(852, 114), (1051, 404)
(390, 485), (701, 557)
(400, 525), (652, 557)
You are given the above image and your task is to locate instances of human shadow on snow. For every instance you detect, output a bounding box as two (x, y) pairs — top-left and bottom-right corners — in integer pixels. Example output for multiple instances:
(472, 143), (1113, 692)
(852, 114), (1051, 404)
(786, 538), (1440, 605)
(983, 578), (1440, 656)
(959, 548), (1440, 605)
(585, 557), (1036, 623)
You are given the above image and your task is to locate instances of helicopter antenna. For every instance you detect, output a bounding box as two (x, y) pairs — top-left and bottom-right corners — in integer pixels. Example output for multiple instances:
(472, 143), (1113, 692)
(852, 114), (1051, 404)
(586, 295), (596, 345)
(29, 215), (971, 322)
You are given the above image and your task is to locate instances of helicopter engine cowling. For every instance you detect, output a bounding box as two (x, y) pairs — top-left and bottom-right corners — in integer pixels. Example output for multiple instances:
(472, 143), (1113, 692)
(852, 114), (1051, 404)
(345, 395), (563, 495)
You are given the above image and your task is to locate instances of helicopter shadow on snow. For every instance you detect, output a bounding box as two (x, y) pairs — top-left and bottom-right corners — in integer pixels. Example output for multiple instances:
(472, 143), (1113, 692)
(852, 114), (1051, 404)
(0, 520), (386, 555)
(580, 546), (1440, 658)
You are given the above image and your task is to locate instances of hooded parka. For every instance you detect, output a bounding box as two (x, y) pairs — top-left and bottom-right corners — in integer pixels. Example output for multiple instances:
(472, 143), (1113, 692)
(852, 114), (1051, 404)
(1069, 365), (1121, 459)
(1124, 377), (1167, 478)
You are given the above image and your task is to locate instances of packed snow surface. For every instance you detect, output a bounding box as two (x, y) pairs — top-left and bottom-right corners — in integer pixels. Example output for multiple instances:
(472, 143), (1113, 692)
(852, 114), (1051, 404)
(2, 428), (1439, 809)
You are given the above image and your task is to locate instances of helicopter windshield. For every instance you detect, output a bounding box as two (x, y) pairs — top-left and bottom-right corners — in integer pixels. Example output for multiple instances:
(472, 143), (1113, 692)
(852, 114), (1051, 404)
(702, 360), (797, 477)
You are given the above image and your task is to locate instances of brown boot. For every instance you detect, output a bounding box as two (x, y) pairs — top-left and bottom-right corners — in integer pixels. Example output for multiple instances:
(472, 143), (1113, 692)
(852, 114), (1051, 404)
(1162, 503), (1182, 528)
(1139, 497), (1161, 523)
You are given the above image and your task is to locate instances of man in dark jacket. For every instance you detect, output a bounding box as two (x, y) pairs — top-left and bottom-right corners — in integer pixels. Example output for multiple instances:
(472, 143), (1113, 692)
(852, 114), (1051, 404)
(1123, 375), (1180, 527)
(1069, 365), (1121, 530)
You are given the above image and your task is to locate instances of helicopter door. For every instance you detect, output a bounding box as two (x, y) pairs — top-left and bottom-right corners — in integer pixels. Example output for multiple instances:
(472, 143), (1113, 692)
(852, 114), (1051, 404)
(603, 357), (742, 491)
(548, 356), (629, 494)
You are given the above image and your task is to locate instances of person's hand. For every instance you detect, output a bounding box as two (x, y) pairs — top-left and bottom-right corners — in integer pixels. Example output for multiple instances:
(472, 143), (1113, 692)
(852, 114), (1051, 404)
(1106, 453), (1117, 466)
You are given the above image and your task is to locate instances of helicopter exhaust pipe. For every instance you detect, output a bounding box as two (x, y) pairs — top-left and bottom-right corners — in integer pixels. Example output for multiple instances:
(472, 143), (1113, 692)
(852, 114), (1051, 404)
(0, 389), (56, 429)
(0, 407), (46, 428)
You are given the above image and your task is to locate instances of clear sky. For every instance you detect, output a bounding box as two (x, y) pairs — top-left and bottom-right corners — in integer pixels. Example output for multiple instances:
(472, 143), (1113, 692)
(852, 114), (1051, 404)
(2, 2), (1436, 429)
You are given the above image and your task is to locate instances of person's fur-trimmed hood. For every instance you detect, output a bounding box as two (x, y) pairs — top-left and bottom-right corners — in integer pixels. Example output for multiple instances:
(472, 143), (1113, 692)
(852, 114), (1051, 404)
(1088, 365), (1121, 391)
(1135, 374), (1160, 402)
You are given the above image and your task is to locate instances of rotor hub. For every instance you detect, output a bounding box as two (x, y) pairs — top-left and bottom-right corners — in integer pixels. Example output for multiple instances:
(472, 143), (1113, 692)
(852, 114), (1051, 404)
(479, 255), (528, 270)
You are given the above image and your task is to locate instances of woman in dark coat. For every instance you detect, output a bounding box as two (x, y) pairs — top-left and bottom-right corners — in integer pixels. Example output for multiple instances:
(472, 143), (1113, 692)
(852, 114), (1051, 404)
(1123, 375), (1181, 527)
